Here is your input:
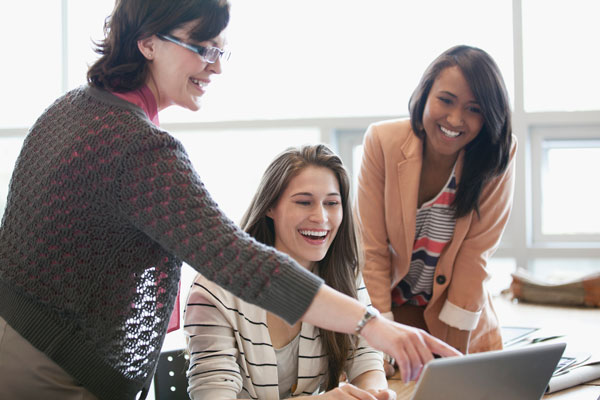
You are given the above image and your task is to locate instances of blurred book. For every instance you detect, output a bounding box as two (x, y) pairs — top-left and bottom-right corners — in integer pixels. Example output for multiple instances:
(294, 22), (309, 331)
(509, 268), (600, 307)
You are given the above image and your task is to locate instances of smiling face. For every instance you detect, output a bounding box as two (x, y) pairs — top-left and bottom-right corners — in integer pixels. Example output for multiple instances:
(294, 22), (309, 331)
(139, 21), (226, 112)
(422, 65), (485, 163)
(267, 166), (343, 270)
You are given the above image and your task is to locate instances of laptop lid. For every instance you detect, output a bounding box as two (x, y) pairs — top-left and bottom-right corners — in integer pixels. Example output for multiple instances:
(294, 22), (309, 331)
(411, 342), (566, 400)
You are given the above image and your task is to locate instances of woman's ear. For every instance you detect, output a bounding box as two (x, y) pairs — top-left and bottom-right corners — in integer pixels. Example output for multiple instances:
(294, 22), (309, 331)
(266, 208), (274, 219)
(137, 36), (156, 61)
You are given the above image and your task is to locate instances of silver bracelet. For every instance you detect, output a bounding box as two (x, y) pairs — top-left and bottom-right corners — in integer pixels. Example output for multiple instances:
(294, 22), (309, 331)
(384, 353), (395, 366)
(355, 306), (380, 335)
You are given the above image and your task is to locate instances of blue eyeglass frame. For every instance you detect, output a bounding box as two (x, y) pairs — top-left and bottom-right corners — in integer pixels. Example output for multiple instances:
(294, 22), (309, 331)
(156, 33), (230, 63)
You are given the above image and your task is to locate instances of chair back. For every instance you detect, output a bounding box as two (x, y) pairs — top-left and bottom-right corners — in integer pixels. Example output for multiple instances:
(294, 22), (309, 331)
(154, 349), (190, 400)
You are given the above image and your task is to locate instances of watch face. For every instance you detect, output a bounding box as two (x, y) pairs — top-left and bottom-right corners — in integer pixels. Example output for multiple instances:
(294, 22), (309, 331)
(356, 307), (380, 334)
(366, 306), (380, 319)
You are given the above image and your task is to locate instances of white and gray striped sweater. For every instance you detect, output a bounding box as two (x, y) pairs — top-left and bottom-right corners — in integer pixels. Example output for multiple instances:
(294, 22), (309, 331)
(184, 272), (384, 399)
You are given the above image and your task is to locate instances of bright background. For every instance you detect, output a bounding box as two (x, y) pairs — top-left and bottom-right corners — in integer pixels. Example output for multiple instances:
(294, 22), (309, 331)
(1, 1), (599, 397)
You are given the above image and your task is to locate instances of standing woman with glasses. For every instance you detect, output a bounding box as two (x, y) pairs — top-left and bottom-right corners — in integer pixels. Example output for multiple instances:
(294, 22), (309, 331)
(0, 1), (459, 399)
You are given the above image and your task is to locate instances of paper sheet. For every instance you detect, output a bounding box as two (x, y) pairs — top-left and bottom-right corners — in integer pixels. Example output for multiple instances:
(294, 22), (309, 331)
(546, 363), (600, 394)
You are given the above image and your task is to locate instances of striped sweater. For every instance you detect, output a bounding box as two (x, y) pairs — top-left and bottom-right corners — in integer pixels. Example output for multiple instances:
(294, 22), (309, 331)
(393, 168), (457, 307)
(184, 272), (384, 399)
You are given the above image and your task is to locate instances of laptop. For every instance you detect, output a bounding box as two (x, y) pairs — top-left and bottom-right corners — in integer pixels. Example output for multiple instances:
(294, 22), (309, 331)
(410, 342), (566, 400)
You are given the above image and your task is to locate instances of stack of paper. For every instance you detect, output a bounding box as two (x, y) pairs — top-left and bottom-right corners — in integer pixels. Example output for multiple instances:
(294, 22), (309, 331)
(547, 362), (600, 393)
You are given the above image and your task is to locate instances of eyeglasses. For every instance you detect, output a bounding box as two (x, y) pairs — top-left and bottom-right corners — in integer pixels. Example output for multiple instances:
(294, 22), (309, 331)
(156, 33), (231, 63)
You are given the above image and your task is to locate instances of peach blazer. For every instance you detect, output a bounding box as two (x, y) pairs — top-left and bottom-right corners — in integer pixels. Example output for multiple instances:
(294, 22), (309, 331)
(355, 119), (517, 352)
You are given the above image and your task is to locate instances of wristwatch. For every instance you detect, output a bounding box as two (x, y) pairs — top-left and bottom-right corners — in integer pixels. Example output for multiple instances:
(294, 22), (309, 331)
(355, 306), (380, 335)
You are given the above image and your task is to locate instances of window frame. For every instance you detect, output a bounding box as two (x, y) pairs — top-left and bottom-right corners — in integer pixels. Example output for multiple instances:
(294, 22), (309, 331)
(530, 126), (600, 244)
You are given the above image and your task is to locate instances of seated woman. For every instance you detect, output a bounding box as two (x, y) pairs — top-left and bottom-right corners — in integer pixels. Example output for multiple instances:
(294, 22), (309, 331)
(184, 144), (395, 399)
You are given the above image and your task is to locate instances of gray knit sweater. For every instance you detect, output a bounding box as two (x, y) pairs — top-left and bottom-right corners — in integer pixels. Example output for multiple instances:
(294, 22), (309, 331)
(0, 85), (323, 400)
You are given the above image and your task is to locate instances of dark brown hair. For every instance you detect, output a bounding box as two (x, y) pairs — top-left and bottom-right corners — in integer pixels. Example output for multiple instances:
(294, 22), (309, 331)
(240, 144), (360, 390)
(409, 45), (512, 218)
(87, 0), (230, 92)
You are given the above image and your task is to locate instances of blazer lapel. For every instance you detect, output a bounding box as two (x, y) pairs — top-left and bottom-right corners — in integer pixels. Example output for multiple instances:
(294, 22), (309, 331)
(395, 134), (422, 264)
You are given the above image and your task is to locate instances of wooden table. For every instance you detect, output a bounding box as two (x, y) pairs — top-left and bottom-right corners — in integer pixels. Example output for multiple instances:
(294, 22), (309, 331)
(387, 294), (600, 399)
(387, 376), (600, 400)
(386, 379), (416, 400)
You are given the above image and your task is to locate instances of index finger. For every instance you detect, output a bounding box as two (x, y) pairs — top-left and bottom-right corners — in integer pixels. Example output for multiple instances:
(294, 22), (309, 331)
(423, 334), (463, 357)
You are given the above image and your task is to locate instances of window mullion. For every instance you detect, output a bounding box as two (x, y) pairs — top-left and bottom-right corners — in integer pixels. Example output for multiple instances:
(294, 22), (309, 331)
(61, 0), (69, 94)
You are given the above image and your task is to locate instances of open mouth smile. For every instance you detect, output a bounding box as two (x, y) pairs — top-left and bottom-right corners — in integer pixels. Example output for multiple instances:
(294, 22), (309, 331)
(440, 125), (462, 138)
(298, 229), (329, 243)
(190, 78), (207, 90)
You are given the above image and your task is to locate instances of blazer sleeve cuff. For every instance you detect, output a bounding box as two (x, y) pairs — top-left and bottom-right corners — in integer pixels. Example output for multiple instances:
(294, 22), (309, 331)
(439, 300), (481, 331)
(381, 311), (394, 321)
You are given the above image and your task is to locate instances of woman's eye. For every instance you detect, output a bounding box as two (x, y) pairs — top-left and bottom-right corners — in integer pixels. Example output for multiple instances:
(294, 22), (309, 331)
(325, 201), (340, 206)
(468, 106), (482, 114)
(295, 201), (310, 206)
(438, 97), (452, 105)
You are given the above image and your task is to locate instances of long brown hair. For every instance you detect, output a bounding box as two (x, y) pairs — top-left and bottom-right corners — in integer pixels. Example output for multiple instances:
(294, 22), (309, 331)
(409, 45), (512, 218)
(87, 0), (230, 92)
(240, 144), (359, 390)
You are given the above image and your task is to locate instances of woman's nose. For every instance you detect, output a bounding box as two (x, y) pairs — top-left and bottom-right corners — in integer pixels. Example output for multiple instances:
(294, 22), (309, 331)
(447, 107), (464, 127)
(309, 205), (327, 223)
(208, 57), (223, 74)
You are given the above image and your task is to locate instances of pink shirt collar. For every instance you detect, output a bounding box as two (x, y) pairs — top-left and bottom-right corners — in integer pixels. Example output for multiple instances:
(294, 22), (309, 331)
(112, 85), (159, 126)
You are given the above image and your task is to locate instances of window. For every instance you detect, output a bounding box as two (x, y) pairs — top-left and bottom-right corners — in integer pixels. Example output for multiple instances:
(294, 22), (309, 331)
(541, 142), (600, 236)
(0, 2), (62, 128)
(161, 0), (514, 123)
(1, 0), (514, 126)
(531, 126), (600, 243)
(522, 0), (600, 112)
(510, 0), (600, 272)
(330, 129), (365, 196)
(66, 1), (116, 90)
(0, 137), (25, 215)
(170, 127), (320, 222)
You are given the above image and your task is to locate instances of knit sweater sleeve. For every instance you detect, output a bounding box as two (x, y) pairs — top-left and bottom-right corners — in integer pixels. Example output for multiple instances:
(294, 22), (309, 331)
(113, 129), (323, 324)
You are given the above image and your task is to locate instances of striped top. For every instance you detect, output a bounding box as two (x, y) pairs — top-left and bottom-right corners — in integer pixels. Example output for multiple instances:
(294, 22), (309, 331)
(184, 272), (384, 399)
(392, 167), (457, 307)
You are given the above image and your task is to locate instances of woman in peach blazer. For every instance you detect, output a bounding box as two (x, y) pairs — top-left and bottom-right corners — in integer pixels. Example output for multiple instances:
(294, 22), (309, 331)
(356, 46), (516, 365)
